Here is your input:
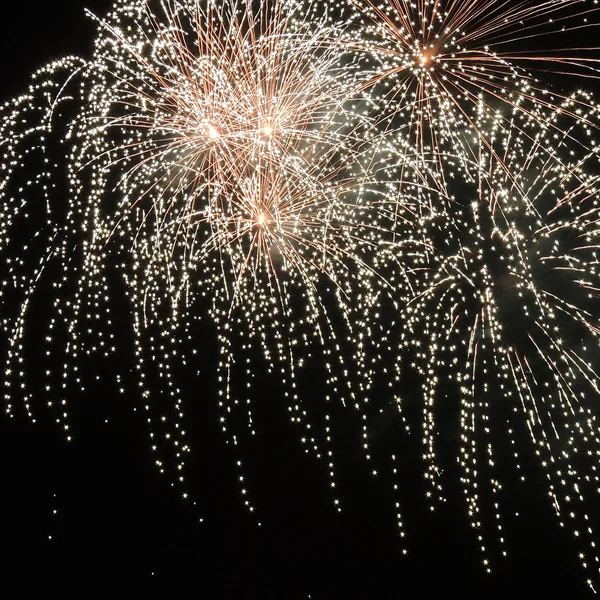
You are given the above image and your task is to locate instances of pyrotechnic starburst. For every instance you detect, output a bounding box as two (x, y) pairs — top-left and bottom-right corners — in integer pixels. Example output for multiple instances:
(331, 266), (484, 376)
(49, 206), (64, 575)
(0, 0), (393, 508)
(347, 0), (600, 179)
(2, 0), (600, 593)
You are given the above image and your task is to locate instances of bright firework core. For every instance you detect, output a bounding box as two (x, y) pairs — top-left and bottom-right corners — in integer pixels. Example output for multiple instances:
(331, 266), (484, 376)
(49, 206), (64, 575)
(418, 51), (432, 65)
(206, 123), (219, 139)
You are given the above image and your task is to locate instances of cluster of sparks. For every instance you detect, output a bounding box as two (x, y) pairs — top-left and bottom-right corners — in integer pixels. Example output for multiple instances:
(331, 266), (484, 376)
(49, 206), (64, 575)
(2, 0), (600, 590)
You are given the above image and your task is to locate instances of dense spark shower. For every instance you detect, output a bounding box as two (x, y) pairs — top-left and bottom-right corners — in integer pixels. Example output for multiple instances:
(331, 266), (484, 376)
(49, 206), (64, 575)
(0, 0), (393, 519)
(370, 92), (600, 579)
(2, 0), (600, 592)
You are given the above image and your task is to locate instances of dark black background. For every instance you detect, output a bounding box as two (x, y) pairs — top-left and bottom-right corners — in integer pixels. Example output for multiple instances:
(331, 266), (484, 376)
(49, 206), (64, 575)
(1, 1), (599, 597)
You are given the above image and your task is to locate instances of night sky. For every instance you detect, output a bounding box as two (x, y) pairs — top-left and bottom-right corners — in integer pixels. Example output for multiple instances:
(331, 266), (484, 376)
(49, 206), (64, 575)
(1, 1), (599, 596)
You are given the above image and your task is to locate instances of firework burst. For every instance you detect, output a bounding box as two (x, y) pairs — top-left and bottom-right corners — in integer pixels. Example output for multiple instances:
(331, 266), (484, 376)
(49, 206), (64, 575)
(0, 0), (395, 513)
(2, 0), (600, 593)
(347, 0), (600, 180)
(358, 90), (600, 587)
